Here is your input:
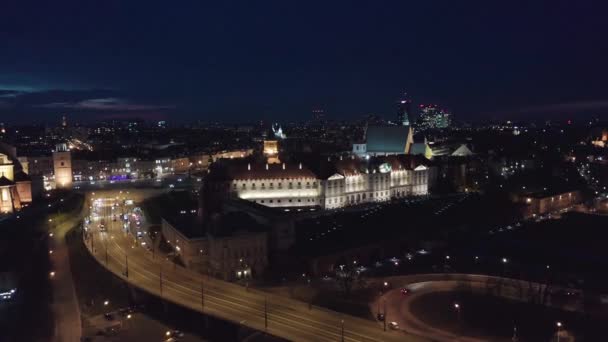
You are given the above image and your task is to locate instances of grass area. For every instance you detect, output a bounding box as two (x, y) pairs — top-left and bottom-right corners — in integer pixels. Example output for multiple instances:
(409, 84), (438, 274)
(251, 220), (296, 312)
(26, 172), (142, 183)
(409, 291), (603, 341)
(65, 227), (132, 317)
(0, 192), (83, 342)
(311, 289), (375, 320)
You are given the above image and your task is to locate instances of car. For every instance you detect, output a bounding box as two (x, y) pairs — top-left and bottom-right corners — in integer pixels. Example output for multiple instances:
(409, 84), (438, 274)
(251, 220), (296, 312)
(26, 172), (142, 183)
(400, 288), (410, 296)
(169, 330), (184, 337)
(389, 321), (399, 330)
(164, 338), (179, 342)
(376, 313), (385, 321)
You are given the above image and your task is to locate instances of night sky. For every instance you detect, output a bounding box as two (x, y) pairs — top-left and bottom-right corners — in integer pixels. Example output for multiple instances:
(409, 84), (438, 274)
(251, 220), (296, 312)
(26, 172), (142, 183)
(1, 1), (606, 124)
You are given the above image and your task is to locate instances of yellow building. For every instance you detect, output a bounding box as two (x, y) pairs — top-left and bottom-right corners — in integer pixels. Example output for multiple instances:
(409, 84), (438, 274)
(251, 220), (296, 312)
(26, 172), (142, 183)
(0, 146), (32, 214)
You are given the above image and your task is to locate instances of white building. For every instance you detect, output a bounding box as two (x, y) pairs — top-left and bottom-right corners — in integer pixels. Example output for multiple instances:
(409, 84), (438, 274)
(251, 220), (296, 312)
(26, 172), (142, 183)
(207, 154), (436, 210)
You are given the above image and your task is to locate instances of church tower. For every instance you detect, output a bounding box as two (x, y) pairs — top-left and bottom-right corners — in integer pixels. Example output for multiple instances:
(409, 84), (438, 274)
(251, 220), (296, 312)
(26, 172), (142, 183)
(53, 143), (73, 189)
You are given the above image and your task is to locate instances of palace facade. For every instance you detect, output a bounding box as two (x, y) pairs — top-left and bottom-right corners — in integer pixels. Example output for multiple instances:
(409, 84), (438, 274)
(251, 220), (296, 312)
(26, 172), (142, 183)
(206, 154), (437, 210)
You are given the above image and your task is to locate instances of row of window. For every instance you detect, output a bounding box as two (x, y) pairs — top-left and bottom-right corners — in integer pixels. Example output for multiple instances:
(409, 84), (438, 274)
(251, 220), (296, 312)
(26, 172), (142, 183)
(256, 198), (318, 204)
(235, 181), (317, 190)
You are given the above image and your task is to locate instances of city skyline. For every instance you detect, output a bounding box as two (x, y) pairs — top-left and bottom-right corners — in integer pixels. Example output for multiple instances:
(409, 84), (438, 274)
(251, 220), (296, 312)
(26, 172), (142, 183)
(1, 1), (607, 124)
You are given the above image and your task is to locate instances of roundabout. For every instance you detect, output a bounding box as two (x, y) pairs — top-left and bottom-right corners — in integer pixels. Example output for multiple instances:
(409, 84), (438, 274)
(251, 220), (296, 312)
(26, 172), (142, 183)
(369, 275), (600, 341)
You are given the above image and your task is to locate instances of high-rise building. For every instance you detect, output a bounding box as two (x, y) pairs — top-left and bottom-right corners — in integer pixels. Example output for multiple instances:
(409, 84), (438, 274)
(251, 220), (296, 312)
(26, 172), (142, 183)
(397, 94), (412, 126)
(312, 109), (325, 121)
(53, 143), (73, 189)
(417, 104), (451, 130)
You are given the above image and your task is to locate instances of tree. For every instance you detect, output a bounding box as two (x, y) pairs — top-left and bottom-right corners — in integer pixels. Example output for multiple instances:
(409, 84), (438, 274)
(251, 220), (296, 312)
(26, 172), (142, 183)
(335, 263), (363, 296)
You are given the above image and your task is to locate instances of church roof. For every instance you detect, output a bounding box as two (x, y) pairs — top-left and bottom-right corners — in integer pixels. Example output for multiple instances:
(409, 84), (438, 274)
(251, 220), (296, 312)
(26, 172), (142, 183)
(365, 125), (411, 153)
(0, 176), (15, 187)
(14, 171), (31, 182)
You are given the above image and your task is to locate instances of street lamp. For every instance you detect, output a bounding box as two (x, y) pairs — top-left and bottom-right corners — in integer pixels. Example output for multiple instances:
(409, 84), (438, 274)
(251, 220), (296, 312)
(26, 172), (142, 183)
(383, 299), (387, 332)
(454, 303), (461, 325)
(341, 319), (345, 342)
(104, 300), (109, 306)
(264, 297), (268, 330)
(556, 322), (563, 342)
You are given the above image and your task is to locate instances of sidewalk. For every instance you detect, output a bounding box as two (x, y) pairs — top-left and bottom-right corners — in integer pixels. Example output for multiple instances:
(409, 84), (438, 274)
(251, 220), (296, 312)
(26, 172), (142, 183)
(50, 211), (84, 342)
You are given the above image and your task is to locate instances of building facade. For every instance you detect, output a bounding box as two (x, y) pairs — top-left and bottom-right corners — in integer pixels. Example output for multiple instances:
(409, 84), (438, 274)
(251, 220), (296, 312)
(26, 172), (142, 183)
(207, 155), (436, 210)
(0, 145), (33, 214)
(52, 143), (73, 189)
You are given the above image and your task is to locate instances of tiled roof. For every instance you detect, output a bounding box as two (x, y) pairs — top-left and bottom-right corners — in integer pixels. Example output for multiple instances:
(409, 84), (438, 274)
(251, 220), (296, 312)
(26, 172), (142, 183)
(0, 176), (15, 187)
(208, 161), (317, 181)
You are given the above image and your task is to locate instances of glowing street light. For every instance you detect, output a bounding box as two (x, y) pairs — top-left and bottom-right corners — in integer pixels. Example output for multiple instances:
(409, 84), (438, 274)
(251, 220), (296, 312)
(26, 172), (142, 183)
(103, 300), (109, 306)
(556, 322), (563, 342)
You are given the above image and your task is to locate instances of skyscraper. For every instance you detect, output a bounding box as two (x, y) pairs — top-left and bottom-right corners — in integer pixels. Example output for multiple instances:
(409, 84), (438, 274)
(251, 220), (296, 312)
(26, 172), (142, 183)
(397, 94), (412, 126)
(417, 104), (451, 130)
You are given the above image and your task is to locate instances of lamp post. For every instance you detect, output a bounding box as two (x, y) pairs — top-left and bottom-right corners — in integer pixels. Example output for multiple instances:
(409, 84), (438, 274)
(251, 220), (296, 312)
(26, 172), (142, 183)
(454, 303), (461, 326)
(556, 322), (563, 342)
(201, 281), (204, 311)
(264, 297), (268, 330)
(125, 254), (129, 278)
(502, 257), (508, 276)
(159, 266), (163, 297)
(341, 319), (345, 342)
(383, 299), (387, 332)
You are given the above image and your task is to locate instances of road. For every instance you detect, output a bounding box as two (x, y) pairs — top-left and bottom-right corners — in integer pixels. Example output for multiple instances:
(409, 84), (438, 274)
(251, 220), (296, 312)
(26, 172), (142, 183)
(370, 274), (594, 342)
(84, 190), (429, 342)
(49, 208), (84, 342)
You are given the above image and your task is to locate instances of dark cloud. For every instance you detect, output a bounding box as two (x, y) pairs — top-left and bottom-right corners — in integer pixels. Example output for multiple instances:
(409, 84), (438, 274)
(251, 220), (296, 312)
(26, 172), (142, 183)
(36, 97), (175, 111)
(0, 88), (174, 113)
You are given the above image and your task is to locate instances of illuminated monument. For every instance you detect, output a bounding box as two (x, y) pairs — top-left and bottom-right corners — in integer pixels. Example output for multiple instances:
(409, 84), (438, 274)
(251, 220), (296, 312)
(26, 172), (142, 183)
(53, 143), (73, 189)
(263, 123), (285, 164)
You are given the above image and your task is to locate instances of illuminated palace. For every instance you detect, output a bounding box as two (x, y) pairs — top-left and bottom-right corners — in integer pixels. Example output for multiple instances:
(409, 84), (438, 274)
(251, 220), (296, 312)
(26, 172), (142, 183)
(206, 154), (436, 210)
(0, 144), (33, 214)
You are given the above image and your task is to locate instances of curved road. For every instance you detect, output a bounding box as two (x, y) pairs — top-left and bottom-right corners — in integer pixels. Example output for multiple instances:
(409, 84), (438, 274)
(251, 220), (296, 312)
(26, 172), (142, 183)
(85, 191), (429, 342)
